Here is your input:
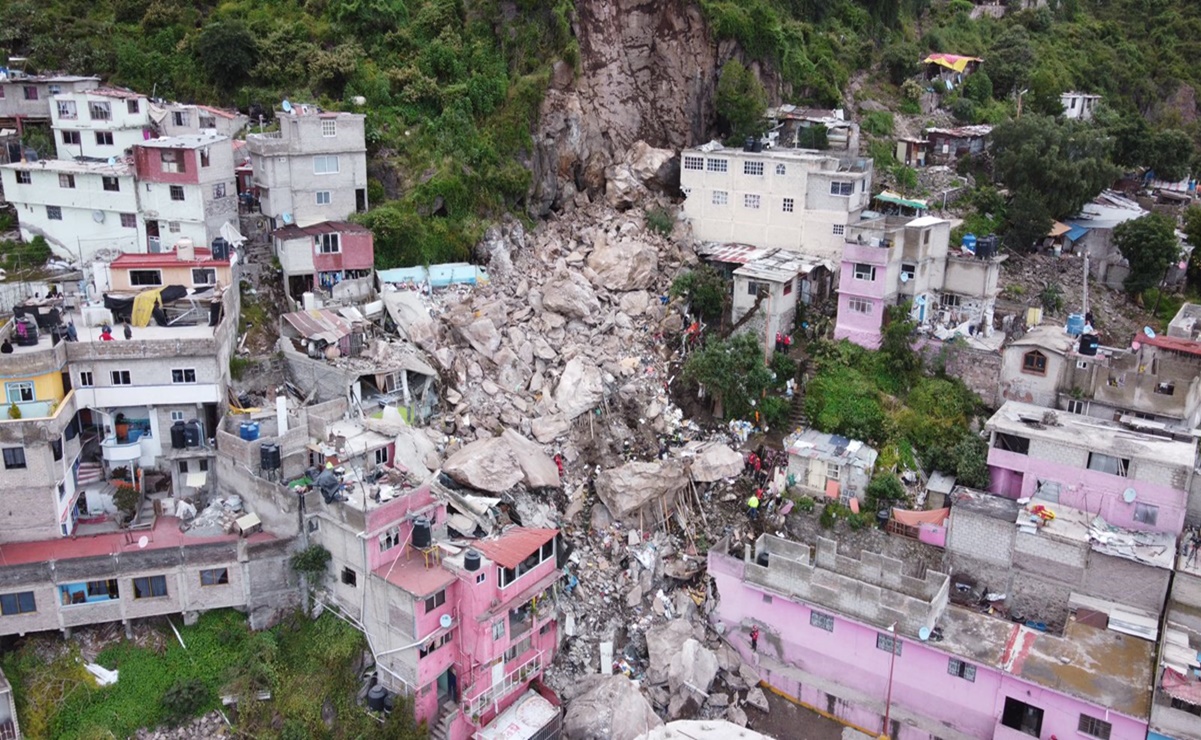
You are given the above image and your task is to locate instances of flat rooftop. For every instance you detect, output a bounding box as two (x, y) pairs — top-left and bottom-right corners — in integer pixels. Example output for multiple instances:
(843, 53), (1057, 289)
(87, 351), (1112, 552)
(138, 134), (229, 149)
(1015, 500), (1176, 569)
(5, 306), (221, 357)
(687, 141), (864, 168)
(936, 606), (1155, 718)
(987, 400), (1198, 468)
(0, 516), (272, 567)
(372, 549), (457, 599)
(951, 486), (1021, 521)
(1, 158), (131, 176)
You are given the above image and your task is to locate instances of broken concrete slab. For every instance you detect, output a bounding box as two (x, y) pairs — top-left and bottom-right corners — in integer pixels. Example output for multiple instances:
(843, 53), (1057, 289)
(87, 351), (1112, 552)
(745, 686), (770, 713)
(594, 460), (686, 521)
(563, 675), (663, 740)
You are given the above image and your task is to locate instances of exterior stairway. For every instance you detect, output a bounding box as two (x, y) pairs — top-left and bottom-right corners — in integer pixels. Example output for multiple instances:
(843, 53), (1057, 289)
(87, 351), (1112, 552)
(76, 462), (104, 486)
(429, 701), (459, 740)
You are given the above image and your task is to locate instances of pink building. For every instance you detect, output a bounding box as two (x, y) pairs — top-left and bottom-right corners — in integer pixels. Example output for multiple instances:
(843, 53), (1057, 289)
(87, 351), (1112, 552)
(314, 478), (563, 739)
(985, 401), (1195, 536)
(272, 220), (374, 301)
(709, 533), (1154, 740)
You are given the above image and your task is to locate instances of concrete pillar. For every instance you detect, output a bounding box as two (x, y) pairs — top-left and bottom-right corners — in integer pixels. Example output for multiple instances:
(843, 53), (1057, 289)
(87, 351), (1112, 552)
(123, 619), (133, 639)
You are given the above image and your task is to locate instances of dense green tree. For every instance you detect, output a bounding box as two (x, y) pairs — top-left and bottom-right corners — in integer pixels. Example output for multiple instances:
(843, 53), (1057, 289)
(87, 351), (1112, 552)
(992, 115), (1120, 220)
(865, 473), (906, 511)
(193, 20), (257, 94)
(1114, 213), (1181, 295)
(880, 304), (921, 389)
(961, 70), (993, 104)
(670, 266), (728, 323)
(681, 333), (775, 420)
(1143, 129), (1195, 183)
(1003, 188), (1054, 252)
(987, 26), (1035, 98)
(882, 42), (920, 86)
(1182, 206), (1201, 290)
(715, 59), (768, 142)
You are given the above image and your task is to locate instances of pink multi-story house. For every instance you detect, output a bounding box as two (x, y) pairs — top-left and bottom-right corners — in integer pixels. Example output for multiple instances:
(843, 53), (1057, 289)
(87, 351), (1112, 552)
(271, 220), (375, 302)
(985, 401), (1196, 536)
(311, 476), (563, 739)
(709, 533), (1155, 740)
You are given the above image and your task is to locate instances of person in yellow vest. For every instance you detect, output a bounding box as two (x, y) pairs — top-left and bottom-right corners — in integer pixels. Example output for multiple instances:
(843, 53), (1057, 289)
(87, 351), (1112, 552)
(747, 491), (761, 521)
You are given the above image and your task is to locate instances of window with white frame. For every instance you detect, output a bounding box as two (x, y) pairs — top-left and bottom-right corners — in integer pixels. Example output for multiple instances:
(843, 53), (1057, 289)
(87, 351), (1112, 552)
(775, 163), (786, 175)
(810, 611), (834, 631)
(1066, 399), (1085, 415)
(492, 620), (505, 640)
(321, 119), (337, 137)
(95, 131), (113, 146)
(853, 263), (877, 281)
(948, 658), (976, 681)
(782, 197), (795, 213)
(170, 411), (185, 422)
(59, 173), (75, 189)
(172, 369), (197, 384)
(88, 101), (111, 121)
(192, 268), (216, 285)
(829, 181), (854, 196)
(744, 194), (761, 209)
(317, 233), (340, 254)
(316, 191), (331, 205)
(127, 99), (140, 114)
(313, 155), (340, 174)
(172, 110), (188, 127)
(825, 463), (842, 481)
(374, 447), (389, 465)
(1077, 714), (1112, 740)
(712, 190), (728, 206)
(832, 224), (845, 235)
(848, 297), (872, 314)
(47, 206), (63, 220)
(683, 155), (704, 171)
(79, 371), (93, 387)
(706, 158), (728, 172)
(57, 100), (77, 119)
(939, 293), (961, 308)
(168, 221), (181, 233)
(110, 370), (131, 385)
(744, 160), (764, 176)
(5, 382), (34, 403)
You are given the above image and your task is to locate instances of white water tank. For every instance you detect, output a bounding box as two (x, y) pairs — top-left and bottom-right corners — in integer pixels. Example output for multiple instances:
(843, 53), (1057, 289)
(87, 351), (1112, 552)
(302, 291), (316, 311)
(175, 237), (195, 261)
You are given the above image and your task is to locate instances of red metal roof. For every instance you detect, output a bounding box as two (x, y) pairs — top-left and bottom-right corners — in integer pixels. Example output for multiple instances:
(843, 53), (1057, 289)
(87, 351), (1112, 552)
(1140, 334), (1201, 357)
(111, 248), (230, 269)
(273, 220), (372, 240)
(475, 528), (558, 569)
(702, 243), (769, 265)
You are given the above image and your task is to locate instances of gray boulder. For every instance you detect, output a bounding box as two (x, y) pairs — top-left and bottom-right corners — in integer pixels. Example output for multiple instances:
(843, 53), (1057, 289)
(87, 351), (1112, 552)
(595, 460), (686, 520)
(684, 442), (745, 483)
(542, 274), (601, 319)
(501, 428), (560, 489)
(587, 236), (659, 291)
(554, 358), (605, 420)
(441, 436), (523, 492)
(564, 675), (662, 740)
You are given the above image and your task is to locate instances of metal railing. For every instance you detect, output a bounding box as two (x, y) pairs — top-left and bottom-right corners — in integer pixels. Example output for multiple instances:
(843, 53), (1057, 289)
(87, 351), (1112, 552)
(464, 652), (543, 720)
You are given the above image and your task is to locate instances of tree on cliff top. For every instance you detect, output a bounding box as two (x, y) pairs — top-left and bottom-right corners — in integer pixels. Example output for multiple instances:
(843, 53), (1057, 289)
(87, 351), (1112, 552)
(716, 59), (768, 143)
(1114, 212), (1180, 295)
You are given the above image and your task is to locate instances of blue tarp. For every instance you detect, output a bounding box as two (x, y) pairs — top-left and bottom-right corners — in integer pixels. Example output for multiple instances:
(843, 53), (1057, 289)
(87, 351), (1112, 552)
(377, 263), (489, 288)
(1065, 225), (1090, 242)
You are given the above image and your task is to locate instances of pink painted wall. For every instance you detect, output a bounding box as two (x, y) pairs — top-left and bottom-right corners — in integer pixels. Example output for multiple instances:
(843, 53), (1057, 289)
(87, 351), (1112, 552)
(708, 550), (1148, 740)
(987, 447), (1187, 535)
(834, 242), (891, 349)
(917, 522), (946, 547)
(313, 230), (374, 272)
(133, 147), (199, 184)
(364, 484), (437, 571)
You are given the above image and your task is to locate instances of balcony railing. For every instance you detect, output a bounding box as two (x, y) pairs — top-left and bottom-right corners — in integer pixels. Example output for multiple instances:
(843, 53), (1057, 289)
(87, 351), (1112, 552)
(464, 652), (543, 720)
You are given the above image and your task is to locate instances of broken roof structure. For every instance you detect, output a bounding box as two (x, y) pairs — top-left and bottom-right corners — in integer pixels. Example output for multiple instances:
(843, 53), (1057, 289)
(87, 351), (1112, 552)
(923, 53), (983, 73)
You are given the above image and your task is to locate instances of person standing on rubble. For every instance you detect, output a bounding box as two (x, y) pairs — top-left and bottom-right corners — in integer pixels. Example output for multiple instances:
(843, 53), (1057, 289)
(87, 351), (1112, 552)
(750, 625), (760, 652)
(747, 491), (760, 521)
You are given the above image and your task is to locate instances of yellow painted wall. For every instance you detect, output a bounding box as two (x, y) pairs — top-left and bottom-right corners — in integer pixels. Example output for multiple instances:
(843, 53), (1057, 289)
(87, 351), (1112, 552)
(111, 264), (233, 291)
(2, 369), (64, 404)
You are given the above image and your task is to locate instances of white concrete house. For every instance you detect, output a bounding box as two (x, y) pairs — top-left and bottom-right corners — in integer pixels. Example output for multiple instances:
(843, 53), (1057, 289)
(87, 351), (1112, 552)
(157, 103), (249, 139)
(0, 159), (141, 260)
(246, 107), (368, 229)
(1061, 92), (1101, 121)
(50, 88), (151, 160)
(680, 142), (873, 263)
(0, 73), (99, 121)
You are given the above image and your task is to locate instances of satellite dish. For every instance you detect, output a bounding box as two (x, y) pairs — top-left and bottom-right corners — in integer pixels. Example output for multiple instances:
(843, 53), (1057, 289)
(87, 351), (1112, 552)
(282, 212), (294, 225)
(1123, 487), (1137, 503)
(439, 614), (452, 629)
(919, 626), (931, 641)
(281, 99), (293, 113)
(1144, 326), (1157, 338)
(900, 272), (910, 283)
(92, 210), (105, 223)
(107, 156), (116, 165)
(137, 535), (149, 549)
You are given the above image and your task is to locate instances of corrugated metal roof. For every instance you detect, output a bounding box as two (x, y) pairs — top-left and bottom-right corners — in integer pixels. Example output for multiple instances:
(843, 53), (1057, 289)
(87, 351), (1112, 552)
(475, 527), (558, 569)
(281, 308), (352, 342)
(700, 243), (769, 265)
(273, 220), (371, 240)
(1140, 333), (1201, 357)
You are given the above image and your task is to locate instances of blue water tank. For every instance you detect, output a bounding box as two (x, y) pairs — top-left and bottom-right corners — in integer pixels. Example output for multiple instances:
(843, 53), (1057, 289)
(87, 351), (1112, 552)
(239, 421), (260, 441)
(961, 233), (978, 253)
(1066, 313), (1086, 337)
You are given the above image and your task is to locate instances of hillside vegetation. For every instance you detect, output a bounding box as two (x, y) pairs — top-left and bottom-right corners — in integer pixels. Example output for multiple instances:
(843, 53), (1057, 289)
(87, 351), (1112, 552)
(3, 0), (1200, 265)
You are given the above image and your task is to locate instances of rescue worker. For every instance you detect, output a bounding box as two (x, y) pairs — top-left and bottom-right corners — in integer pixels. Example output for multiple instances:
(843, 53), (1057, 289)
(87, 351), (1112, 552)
(747, 491), (760, 521)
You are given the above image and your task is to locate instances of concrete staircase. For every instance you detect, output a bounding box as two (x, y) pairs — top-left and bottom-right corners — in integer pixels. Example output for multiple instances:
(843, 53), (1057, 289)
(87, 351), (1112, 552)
(429, 701), (459, 740)
(76, 462), (103, 486)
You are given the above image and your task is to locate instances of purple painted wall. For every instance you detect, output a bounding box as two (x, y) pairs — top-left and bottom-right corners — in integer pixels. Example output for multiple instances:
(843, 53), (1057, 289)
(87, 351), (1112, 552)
(708, 550), (1149, 740)
(987, 447), (1187, 535)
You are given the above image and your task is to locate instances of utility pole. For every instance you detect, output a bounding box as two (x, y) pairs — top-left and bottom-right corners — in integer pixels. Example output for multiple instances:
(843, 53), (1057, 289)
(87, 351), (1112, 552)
(881, 622), (899, 740)
(1016, 89), (1028, 119)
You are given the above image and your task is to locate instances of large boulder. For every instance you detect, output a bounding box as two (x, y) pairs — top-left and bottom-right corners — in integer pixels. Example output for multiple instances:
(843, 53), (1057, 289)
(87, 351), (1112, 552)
(531, 414), (571, 443)
(595, 460), (686, 520)
(667, 638), (719, 695)
(441, 436), (523, 492)
(542, 274), (601, 319)
(604, 140), (678, 208)
(683, 442), (745, 483)
(645, 619), (695, 686)
(564, 675), (663, 740)
(501, 428), (560, 489)
(459, 318), (502, 360)
(554, 358), (606, 420)
(587, 235), (659, 291)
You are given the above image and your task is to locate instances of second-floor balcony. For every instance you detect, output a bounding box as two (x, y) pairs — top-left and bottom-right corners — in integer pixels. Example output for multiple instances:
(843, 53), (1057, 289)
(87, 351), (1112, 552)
(101, 435), (149, 463)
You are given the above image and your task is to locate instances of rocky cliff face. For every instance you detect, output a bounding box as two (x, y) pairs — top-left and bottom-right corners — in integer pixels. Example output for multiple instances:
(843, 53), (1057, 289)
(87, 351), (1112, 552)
(529, 0), (718, 215)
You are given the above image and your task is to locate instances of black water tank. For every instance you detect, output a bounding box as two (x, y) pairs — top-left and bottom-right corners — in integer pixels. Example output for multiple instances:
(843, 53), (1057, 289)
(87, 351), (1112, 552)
(744, 136), (755, 152)
(412, 516), (432, 549)
(465, 549), (481, 572)
(1079, 334), (1100, 356)
(366, 684), (387, 712)
(211, 237), (229, 261)
(170, 421), (187, 450)
(183, 420), (201, 447)
(260, 442), (280, 470)
(756, 551), (770, 567)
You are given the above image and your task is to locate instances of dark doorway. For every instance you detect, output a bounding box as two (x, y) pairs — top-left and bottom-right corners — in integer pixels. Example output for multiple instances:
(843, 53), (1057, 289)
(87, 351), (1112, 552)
(356, 188), (367, 213)
(1001, 697), (1044, 737)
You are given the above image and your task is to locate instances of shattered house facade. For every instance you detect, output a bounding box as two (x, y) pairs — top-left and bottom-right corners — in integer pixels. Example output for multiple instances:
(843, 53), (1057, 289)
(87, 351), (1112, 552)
(834, 215), (1004, 349)
(710, 533), (1153, 740)
(679, 142), (874, 263)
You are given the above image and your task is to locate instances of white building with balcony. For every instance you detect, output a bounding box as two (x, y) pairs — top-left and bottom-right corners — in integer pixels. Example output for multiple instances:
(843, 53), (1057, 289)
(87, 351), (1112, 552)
(246, 107), (368, 229)
(49, 88), (151, 160)
(0, 159), (141, 260)
(679, 142), (874, 262)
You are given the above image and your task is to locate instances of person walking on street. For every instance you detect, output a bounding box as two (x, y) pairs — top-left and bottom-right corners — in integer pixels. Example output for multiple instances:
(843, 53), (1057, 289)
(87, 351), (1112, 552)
(747, 491), (760, 521)
(750, 625), (760, 652)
